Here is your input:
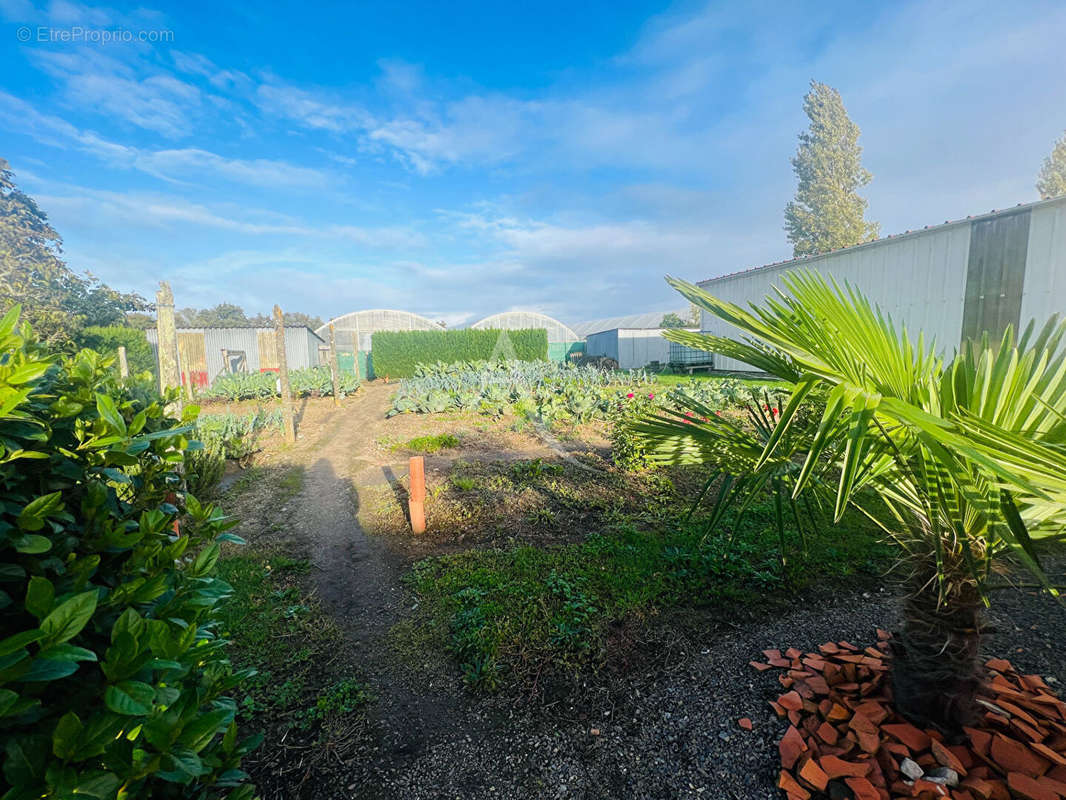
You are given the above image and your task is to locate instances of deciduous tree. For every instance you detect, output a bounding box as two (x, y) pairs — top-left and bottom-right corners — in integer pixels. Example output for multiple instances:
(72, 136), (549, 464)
(0, 158), (146, 340)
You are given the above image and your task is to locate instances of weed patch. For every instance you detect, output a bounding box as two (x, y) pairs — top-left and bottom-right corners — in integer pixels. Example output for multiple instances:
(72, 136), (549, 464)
(397, 432), (460, 452)
(409, 497), (892, 691)
(217, 553), (370, 736)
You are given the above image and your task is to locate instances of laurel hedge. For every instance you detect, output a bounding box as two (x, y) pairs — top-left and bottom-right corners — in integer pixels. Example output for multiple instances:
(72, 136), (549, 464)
(370, 328), (548, 378)
(0, 306), (257, 799)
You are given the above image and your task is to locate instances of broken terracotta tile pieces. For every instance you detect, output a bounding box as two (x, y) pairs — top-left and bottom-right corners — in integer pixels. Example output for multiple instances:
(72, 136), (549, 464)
(751, 637), (1066, 799)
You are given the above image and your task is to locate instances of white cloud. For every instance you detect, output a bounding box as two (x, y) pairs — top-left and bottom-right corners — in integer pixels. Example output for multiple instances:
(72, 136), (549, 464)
(0, 92), (333, 190)
(32, 49), (201, 138)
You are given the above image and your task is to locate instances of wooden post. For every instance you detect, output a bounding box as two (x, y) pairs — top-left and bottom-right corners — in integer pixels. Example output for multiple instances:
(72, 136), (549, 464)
(408, 456), (426, 534)
(274, 305), (296, 443)
(117, 345), (129, 378)
(328, 323), (341, 407)
(221, 348), (229, 374)
(177, 336), (194, 402)
(155, 282), (182, 412)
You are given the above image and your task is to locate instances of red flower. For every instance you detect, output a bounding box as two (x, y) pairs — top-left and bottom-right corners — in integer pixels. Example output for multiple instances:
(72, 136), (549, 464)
(648, 393), (655, 399)
(626, 393), (635, 399)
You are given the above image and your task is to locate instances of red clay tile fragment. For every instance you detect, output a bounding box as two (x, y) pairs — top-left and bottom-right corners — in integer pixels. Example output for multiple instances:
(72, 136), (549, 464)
(780, 725), (807, 770)
(882, 722), (931, 752)
(798, 757), (829, 791)
(737, 717), (753, 731)
(1031, 741), (1066, 767)
(778, 691), (803, 712)
(818, 755), (870, 779)
(777, 770), (811, 800)
(989, 733), (1050, 778)
(913, 778), (950, 796)
(930, 737), (968, 775)
(985, 658), (1013, 673)
(1006, 771), (1058, 800)
(843, 775), (880, 800)
(815, 721), (838, 745)
(749, 660), (774, 672)
(827, 703), (851, 722)
(965, 727), (993, 757)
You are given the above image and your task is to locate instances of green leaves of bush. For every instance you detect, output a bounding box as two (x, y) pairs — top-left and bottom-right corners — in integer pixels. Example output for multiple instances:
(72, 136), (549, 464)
(0, 306), (256, 800)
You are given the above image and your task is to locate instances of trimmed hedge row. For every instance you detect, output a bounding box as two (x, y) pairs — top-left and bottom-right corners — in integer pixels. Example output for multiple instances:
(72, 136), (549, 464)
(371, 328), (548, 378)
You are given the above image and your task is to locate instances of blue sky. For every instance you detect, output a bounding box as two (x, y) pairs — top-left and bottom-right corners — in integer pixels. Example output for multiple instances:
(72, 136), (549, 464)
(1, 0), (1064, 327)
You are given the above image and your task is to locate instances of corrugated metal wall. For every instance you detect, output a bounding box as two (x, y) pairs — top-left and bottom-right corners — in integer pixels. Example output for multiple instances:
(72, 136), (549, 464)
(1020, 199), (1066, 329)
(699, 223), (973, 372)
(584, 328), (672, 369)
(147, 327), (323, 384)
(584, 330), (619, 362)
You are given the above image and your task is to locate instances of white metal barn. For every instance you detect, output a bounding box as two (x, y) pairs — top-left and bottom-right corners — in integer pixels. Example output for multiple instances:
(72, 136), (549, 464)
(585, 327), (688, 369)
(697, 196), (1066, 372)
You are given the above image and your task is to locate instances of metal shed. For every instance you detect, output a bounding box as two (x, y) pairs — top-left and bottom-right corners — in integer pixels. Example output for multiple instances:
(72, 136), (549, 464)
(146, 326), (323, 388)
(471, 311), (584, 362)
(697, 195), (1066, 372)
(315, 309), (443, 377)
(585, 327), (691, 369)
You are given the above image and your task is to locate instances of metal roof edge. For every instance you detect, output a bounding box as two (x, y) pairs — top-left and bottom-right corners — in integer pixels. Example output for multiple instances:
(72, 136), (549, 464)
(697, 194), (1066, 287)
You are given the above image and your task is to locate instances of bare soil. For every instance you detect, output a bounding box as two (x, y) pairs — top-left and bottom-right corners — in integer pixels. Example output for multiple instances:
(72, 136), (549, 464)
(221, 382), (1066, 800)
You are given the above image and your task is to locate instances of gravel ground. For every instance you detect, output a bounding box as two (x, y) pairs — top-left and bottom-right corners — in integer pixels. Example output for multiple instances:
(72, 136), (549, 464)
(336, 573), (1065, 800)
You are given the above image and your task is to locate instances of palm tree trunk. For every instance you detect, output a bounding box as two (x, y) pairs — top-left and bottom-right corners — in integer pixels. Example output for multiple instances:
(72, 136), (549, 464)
(889, 558), (984, 732)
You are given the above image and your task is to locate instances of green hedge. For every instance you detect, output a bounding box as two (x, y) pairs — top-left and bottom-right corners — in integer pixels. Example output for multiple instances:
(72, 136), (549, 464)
(76, 326), (155, 377)
(371, 328), (548, 378)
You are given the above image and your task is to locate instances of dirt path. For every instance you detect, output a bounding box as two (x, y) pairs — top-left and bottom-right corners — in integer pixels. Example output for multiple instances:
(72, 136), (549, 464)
(285, 385), (488, 790)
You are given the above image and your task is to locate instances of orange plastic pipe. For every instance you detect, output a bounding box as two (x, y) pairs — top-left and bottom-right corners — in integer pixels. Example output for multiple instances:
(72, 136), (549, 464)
(408, 456), (426, 534)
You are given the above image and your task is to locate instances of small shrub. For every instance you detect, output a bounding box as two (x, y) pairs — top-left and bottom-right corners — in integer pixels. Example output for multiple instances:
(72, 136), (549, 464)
(185, 435), (227, 497)
(451, 476), (477, 492)
(608, 391), (660, 470)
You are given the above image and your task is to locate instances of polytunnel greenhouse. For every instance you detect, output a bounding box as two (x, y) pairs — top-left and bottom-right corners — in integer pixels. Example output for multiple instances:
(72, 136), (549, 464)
(315, 309), (443, 377)
(470, 311), (584, 362)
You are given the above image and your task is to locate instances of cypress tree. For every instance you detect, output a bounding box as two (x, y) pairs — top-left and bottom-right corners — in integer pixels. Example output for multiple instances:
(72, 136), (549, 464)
(784, 81), (879, 257)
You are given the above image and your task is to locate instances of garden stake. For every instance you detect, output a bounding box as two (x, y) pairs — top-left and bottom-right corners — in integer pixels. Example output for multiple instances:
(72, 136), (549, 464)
(273, 305), (297, 443)
(328, 323), (341, 406)
(117, 345), (128, 378)
(408, 455), (426, 534)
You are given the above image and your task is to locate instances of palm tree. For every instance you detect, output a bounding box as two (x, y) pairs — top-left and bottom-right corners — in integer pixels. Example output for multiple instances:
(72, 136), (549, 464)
(634, 271), (1066, 731)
